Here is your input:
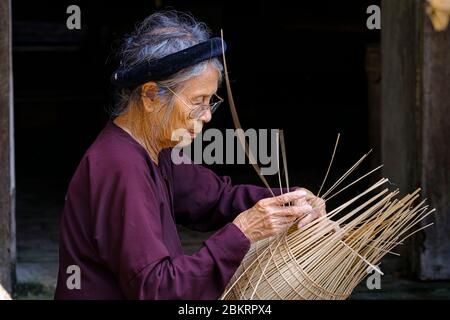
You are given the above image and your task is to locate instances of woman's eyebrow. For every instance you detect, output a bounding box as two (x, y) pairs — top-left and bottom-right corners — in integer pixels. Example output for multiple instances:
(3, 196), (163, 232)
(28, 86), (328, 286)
(191, 87), (218, 97)
(191, 93), (214, 101)
(190, 94), (206, 102)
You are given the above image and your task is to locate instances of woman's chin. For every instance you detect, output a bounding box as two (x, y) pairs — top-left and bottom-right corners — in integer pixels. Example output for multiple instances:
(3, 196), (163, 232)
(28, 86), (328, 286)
(175, 136), (195, 148)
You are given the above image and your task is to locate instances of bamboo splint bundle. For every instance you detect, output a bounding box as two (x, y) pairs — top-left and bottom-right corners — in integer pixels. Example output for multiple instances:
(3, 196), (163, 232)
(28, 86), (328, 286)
(218, 32), (436, 300)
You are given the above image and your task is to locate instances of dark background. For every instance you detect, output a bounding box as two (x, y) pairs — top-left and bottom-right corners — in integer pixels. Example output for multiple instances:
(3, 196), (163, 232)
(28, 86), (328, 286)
(12, 0), (380, 212)
(8, 0), (450, 300)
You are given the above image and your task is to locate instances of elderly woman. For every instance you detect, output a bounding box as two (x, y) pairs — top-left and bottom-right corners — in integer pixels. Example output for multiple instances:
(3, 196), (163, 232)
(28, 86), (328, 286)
(55, 11), (325, 300)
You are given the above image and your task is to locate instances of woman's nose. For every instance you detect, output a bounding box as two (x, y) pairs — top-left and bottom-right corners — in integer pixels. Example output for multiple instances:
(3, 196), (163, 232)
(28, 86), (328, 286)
(199, 108), (212, 123)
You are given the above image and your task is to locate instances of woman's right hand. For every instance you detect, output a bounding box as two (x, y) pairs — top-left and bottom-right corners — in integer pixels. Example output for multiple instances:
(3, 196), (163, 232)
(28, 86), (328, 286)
(232, 190), (312, 243)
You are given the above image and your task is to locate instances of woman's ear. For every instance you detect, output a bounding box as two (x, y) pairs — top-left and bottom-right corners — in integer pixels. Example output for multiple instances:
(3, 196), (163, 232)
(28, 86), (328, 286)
(141, 82), (159, 112)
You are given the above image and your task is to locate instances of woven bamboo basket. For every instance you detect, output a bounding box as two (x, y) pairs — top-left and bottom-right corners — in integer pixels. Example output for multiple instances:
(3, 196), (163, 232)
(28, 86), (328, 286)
(221, 183), (434, 300)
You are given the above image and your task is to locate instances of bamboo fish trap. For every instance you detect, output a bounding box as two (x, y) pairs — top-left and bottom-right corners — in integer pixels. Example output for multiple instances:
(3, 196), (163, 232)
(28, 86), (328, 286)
(219, 32), (436, 300)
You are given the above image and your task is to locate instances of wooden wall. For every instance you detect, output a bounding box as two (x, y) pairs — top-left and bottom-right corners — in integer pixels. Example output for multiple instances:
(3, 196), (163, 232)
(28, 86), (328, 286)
(381, 0), (450, 279)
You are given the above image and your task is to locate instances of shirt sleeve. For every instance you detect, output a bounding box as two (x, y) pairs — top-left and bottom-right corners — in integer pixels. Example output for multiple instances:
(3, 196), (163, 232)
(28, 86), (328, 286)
(172, 160), (293, 232)
(88, 154), (250, 300)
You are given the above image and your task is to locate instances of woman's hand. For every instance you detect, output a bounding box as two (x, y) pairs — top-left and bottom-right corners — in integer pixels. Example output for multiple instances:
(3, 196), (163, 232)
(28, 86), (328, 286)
(292, 188), (327, 228)
(232, 190), (312, 243)
(292, 188), (341, 234)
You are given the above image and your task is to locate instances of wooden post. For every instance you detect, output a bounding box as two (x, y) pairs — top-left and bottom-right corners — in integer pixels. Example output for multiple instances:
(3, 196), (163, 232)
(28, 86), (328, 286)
(0, 0), (16, 294)
(381, 0), (450, 279)
(420, 2), (450, 280)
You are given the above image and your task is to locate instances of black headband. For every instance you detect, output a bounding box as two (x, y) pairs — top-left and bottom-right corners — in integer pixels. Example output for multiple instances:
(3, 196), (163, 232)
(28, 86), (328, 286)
(111, 37), (226, 88)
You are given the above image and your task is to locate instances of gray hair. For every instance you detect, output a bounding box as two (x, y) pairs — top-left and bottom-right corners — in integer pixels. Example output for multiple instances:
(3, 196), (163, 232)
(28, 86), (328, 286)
(112, 11), (224, 117)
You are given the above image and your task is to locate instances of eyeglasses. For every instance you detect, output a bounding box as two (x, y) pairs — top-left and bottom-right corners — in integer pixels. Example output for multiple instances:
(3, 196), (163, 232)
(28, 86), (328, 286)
(161, 85), (224, 120)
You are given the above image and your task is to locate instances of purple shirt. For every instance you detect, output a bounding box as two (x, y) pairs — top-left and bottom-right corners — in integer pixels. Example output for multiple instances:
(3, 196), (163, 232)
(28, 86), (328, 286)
(55, 121), (284, 300)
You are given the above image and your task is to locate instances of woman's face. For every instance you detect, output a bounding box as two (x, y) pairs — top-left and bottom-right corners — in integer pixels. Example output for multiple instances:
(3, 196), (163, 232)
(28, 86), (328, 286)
(140, 63), (220, 149)
(166, 63), (220, 146)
